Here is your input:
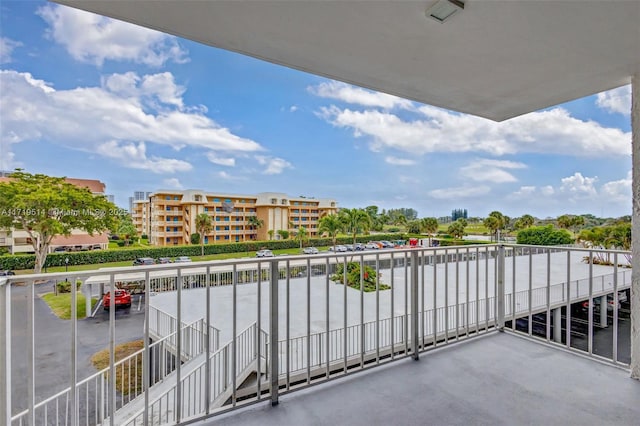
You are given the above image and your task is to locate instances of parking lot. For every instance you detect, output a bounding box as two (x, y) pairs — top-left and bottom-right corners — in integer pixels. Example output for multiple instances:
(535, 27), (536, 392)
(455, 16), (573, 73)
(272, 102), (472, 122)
(9, 281), (145, 416)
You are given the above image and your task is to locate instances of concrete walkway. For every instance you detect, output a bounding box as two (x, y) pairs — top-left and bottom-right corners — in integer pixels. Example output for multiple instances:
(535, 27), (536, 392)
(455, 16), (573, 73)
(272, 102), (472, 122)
(201, 332), (640, 426)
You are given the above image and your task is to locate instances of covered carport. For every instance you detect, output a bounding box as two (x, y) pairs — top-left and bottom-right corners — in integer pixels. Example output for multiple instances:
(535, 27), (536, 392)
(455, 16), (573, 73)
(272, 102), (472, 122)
(50, 0), (639, 380)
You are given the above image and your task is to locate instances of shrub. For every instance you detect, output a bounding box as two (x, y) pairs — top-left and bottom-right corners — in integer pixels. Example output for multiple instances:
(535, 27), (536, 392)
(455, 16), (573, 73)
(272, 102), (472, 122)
(141, 234), (148, 239)
(516, 225), (573, 245)
(190, 233), (201, 245)
(331, 262), (390, 292)
(57, 280), (82, 293)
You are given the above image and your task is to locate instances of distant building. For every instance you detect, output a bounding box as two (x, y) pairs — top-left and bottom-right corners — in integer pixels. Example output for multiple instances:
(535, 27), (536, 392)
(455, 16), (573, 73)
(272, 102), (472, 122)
(129, 191), (152, 213)
(0, 177), (110, 254)
(134, 190), (338, 246)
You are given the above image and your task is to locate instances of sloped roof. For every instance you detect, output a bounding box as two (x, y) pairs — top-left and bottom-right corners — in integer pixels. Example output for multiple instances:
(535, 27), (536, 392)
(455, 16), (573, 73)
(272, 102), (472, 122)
(0, 176), (105, 193)
(54, 0), (640, 121)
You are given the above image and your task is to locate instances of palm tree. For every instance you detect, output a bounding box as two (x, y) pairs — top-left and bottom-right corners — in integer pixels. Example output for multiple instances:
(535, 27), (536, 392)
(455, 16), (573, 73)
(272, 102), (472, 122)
(421, 217), (439, 247)
(247, 215), (264, 239)
(195, 213), (213, 256)
(318, 214), (342, 249)
(340, 208), (371, 245)
(484, 211), (507, 242)
(295, 226), (309, 249)
(267, 229), (274, 240)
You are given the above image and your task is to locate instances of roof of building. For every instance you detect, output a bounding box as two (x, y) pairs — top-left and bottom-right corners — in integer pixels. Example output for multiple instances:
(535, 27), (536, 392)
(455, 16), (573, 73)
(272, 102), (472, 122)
(54, 0), (640, 121)
(50, 233), (109, 246)
(0, 176), (105, 194)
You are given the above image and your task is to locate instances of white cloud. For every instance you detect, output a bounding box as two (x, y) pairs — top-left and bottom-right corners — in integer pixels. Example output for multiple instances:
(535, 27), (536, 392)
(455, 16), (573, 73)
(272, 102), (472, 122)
(163, 178), (184, 189)
(540, 186), (555, 196)
(512, 186), (537, 198)
(0, 70), (264, 169)
(385, 156), (416, 166)
(318, 105), (630, 158)
(460, 159), (526, 183)
(596, 86), (631, 116)
(397, 175), (420, 184)
(255, 155), (293, 175)
(309, 81), (413, 109)
(559, 172), (598, 198)
(429, 185), (491, 200)
(0, 146), (19, 170)
(290, 105), (298, 112)
(601, 171), (631, 203)
(207, 153), (236, 167)
(0, 37), (22, 64)
(38, 4), (188, 66)
(96, 141), (192, 173)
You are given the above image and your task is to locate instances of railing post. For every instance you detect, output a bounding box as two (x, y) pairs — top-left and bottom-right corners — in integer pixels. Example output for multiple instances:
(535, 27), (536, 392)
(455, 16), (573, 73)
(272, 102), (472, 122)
(0, 278), (11, 426)
(269, 259), (279, 405)
(411, 251), (419, 360)
(497, 245), (505, 331)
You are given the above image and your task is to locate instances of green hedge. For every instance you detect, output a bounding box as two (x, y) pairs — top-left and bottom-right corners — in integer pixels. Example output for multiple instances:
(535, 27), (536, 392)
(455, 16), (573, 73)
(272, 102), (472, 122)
(0, 234), (407, 270)
(516, 225), (573, 245)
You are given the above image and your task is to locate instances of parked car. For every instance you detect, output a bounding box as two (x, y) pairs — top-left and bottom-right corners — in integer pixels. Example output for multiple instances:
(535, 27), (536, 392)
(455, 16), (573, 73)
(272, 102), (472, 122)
(577, 293), (621, 315)
(174, 256), (192, 263)
(380, 241), (394, 248)
(132, 257), (156, 266)
(329, 245), (348, 252)
(345, 244), (355, 251)
(157, 257), (173, 264)
(365, 242), (380, 250)
(256, 249), (274, 257)
(103, 289), (132, 310)
(303, 247), (319, 254)
(354, 243), (365, 251)
(0, 270), (16, 276)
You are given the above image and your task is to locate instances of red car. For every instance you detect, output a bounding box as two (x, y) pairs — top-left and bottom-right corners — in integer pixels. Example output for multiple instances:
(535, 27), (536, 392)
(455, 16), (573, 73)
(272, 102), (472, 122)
(103, 289), (132, 310)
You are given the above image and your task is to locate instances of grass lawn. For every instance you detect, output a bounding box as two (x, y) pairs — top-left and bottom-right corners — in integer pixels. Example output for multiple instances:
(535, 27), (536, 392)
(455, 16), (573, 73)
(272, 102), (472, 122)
(91, 340), (144, 395)
(41, 291), (97, 319)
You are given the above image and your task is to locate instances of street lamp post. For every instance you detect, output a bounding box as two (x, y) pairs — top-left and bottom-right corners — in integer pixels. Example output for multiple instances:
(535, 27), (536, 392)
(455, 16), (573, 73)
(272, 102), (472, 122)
(65, 257), (69, 272)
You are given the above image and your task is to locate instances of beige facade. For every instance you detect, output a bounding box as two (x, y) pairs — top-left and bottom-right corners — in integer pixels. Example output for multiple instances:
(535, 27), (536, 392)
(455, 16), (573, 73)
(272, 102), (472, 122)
(142, 190), (338, 246)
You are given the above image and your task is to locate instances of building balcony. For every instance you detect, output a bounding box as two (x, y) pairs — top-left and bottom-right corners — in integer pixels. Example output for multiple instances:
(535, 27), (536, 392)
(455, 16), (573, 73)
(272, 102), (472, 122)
(1, 244), (637, 426)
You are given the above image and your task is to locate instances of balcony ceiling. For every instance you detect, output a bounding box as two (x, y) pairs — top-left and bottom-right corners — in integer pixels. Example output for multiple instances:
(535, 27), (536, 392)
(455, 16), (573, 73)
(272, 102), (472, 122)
(54, 1), (639, 122)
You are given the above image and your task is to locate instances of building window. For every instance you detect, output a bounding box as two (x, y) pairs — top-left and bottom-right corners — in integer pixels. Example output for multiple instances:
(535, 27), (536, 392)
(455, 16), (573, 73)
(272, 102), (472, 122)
(214, 198), (220, 202)
(225, 199), (231, 203)
(166, 206), (171, 211)
(281, 199), (287, 205)
(166, 196), (171, 200)
(271, 198), (277, 204)
(204, 207), (208, 212)
(174, 196), (179, 200)
(173, 218), (178, 222)
(166, 237), (170, 242)
(224, 236), (229, 240)
(204, 237), (209, 243)
(195, 195), (202, 202)
(174, 227), (178, 232)
(166, 227), (171, 232)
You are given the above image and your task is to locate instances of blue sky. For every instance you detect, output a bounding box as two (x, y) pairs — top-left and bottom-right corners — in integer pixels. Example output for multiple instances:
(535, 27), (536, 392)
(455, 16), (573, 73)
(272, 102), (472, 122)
(0, 1), (633, 219)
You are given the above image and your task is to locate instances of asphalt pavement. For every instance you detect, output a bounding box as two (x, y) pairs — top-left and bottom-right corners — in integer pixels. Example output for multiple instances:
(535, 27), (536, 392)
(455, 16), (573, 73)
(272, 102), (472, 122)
(9, 281), (145, 417)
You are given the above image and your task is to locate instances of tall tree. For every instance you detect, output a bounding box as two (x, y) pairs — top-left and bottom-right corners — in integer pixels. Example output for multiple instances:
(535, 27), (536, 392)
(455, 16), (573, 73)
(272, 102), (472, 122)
(295, 226), (309, 249)
(340, 208), (371, 245)
(448, 219), (466, 239)
(0, 170), (119, 273)
(247, 215), (264, 240)
(318, 214), (342, 249)
(484, 211), (508, 242)
(117, 218), (138, 246)
(195, 213), (212, 256)
(421, 217), (439, 247)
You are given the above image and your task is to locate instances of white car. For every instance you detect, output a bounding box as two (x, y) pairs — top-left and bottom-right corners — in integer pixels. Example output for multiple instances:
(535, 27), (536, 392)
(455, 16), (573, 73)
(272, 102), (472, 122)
(329, 245), (348, 252)
(303, 247), (319, 254)
(174, 256), (192, 263)
(256, 249), (274, 257)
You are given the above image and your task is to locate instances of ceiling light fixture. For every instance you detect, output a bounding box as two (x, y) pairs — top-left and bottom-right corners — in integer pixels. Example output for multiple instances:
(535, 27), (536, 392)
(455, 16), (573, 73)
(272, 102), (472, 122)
(426, 0), (465, 23)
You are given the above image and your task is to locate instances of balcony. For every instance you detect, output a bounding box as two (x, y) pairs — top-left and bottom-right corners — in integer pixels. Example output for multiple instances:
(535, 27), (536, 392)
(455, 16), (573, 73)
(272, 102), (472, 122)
(1, 244), (637, 426)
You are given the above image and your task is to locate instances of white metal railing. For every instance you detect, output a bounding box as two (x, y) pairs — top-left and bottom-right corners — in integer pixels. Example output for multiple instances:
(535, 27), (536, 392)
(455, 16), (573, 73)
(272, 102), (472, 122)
(2, 244), (633, 426)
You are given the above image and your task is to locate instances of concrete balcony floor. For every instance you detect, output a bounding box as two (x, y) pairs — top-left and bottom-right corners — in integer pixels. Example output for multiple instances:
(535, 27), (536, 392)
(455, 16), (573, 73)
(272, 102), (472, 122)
(202, 332), (640, 426)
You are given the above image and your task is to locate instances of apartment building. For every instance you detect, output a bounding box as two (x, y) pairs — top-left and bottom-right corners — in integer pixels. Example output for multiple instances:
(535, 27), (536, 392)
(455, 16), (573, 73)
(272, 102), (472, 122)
(138, 190), (338, 246)
(0, 177), (110, 254)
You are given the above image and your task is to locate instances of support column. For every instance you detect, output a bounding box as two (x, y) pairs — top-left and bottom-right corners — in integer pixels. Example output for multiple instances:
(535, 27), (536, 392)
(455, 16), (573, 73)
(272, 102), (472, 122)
(599, 296), (607, 328)
(0, 279), (11, 426)
(553, 307), (562, 343)
(632, 73), (640, 380)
